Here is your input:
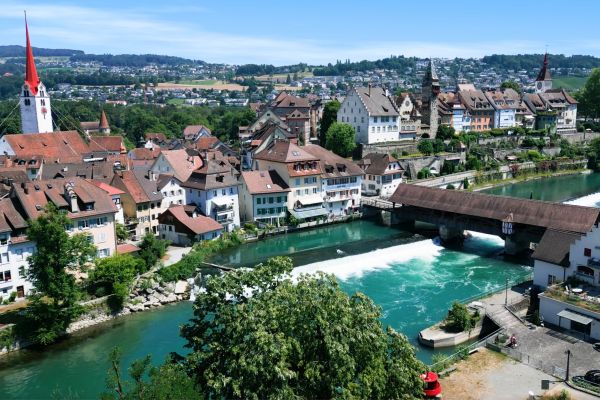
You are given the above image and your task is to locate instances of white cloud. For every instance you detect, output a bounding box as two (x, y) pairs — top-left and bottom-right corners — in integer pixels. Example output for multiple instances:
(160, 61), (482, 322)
(0, 2), (596, 65)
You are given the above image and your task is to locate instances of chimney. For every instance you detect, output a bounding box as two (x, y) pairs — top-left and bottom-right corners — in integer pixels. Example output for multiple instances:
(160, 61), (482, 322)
(64, 182), (78, 212)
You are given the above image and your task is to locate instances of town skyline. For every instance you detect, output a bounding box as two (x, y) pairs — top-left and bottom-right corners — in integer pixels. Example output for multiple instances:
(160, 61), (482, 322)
(1, 0), (600, 65)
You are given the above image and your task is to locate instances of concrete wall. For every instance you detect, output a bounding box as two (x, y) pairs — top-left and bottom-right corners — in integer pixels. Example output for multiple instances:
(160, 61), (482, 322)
(539, 294), (600, 340)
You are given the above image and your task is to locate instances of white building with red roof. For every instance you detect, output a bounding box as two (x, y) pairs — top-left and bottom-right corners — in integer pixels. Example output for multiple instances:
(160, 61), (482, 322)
(158, 205), (222, 246)
(240, 170), (290, 226)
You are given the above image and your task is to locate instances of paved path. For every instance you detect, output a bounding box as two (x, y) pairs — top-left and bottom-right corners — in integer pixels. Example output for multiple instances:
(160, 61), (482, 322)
(163, 246), (192, 267)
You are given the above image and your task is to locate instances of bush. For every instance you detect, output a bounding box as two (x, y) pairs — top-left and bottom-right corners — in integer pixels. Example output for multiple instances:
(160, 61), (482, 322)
(463, 177), (470, 189)
(444, 301), (480, 332)
(446, 184), (456, 190)
(139, 234), (169, 270)
(7, 291), (16, 303)
(88, 254), (144, 312)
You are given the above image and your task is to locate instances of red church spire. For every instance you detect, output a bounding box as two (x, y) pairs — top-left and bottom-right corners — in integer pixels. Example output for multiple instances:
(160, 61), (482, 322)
(536, 53), (551, 82)
(99, 110), (109, 129)
(24, 12), (40, 95)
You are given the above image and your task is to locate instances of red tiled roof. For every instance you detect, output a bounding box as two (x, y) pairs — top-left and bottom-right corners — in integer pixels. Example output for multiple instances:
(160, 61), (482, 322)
(1, 131), (90, 163)
(88, 180), (125, 196)
(242, 170), (290, 194)
(117, 243), (140, 254)
(159, 205), (222, 235)
(158, 149), (203, 182)
(89, 136), (125, 153)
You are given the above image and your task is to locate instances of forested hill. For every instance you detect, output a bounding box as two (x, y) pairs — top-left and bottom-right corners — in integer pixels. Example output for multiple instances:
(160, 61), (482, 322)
(70, 54), (203, 66)
(481, 54), (600, 70)
(0, 45), (83, 57)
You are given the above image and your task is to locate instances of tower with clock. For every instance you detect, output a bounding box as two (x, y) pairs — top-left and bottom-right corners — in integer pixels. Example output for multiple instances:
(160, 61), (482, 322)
(19, 16), (53, 134)
(534, 53), (552, 94)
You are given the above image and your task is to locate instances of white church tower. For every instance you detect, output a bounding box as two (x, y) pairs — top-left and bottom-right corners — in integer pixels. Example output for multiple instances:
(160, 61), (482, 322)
(20, 16), (53, 134)
(534, 53), (552, 94)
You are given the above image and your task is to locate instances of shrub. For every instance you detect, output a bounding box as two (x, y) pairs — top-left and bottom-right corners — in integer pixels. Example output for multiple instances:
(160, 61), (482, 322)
(7, 291), (16, 303)
(446, 184), (455, 190)
(445, 301), (480, 332)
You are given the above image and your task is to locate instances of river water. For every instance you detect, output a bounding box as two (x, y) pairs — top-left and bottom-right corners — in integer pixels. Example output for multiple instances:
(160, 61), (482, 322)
(1, 173), (599, 399)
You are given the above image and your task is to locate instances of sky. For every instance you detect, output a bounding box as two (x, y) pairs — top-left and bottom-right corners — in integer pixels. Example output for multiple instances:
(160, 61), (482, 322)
(1, 0), (600, 65)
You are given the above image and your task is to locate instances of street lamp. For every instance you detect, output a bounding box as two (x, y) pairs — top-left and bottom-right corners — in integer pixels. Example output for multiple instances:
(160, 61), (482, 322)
(565, 349), (571, 382)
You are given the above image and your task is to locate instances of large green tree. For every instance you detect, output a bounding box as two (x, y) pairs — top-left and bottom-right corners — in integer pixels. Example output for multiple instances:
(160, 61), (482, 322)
(417, 139), (434, 155)
(577, 68), (600, 120)
(180, 257), (425, 399)
(319, 100), (341, 145)
(18, 204), (96, 345)
(500, 80), (522, 94)
(325, 122), (356, 157)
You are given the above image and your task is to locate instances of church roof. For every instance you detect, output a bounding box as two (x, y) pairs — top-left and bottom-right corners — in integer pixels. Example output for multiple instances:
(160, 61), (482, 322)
(536, 53), (551, 82)
(99, 110), (110, 130)
(24, 16), (40, 96)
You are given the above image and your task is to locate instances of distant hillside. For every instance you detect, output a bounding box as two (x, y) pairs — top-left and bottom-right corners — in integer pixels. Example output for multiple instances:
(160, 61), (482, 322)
(481, 54), (600, 71)
(0, 45), (83, 57)
(70, 53), (203, 67)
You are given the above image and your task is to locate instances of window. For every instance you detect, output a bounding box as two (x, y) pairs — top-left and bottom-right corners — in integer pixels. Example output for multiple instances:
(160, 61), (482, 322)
(213, 190), (217, 196)
(296, 189), (301, 195)
(277, 196), (281, 203)
(2, 270), (11, 281)
(230, 188), (234, 194)
(15, 249), (23, 261)
(78, 220), (90, 230)
(313, 188), (318, 194)
(98, 233), (107, 243)
(304, 189), (309, 195)
(257, 198), (262, 205)
(0, 253), (8, 264)
(268, 197), (274, 204)
(24, 99), (31, 106)
(584, 248), (592, 257)
(373, 117), (378, 123)
(547, 275), (557, 285)
(295, 179), (300, 185)
(97, 249), (110, 258)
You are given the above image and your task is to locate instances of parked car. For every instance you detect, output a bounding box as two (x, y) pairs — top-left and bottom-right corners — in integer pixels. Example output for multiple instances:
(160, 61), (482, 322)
(584, 370), (600, 385)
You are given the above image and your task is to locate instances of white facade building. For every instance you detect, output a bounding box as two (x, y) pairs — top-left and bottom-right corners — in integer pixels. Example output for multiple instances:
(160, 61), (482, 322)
(337, 86), (400, 144)
(240, 170), (290, 226)
(358, 153), (404, 197)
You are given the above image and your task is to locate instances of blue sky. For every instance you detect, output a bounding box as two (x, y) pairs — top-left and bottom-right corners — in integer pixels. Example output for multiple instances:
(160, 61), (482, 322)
(1, 0), (600, 65)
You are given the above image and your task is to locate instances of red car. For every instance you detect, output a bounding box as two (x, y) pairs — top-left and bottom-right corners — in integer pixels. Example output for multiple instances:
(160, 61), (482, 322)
(421, 371), (442, 399)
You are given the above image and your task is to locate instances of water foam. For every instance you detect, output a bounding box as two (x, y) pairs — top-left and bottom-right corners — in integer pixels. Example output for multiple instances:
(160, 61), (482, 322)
(293, 238), (443, 280)
(564, 192), (600, 208)
(466, 231), (505, 246)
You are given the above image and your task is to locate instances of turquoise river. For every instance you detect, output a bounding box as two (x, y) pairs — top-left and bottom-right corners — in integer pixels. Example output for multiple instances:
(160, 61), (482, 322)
(2, 172), (600, 399)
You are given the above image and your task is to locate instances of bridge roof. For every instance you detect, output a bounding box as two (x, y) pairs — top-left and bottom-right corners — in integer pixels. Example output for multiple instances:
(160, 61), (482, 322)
(389, 185), (600, 234)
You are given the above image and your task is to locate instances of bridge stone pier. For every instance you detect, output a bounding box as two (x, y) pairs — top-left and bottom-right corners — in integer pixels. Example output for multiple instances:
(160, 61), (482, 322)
(438, 225), (464, 243)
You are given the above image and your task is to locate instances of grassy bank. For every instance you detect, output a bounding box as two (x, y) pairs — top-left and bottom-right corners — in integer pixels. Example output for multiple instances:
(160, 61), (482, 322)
(158, 232), (243, 282)
(469, 168), (588, 192)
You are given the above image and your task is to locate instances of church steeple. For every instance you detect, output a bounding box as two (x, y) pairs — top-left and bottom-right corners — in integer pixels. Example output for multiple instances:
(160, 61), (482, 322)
(24, 14), (40, 96)
(535, 53), (552, 93)
(99, 110), (110, 135)
(19, 13), (53, 134)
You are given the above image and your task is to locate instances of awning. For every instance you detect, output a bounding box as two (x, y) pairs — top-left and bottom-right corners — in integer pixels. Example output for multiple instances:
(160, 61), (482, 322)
(298, 195), (323, 206)
(558, 310), (593, 325)
(211, 197), (230, 207)
(290, 207), (328, 219)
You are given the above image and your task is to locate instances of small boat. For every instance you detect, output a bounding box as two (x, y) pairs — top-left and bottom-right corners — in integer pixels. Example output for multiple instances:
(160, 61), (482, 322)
(421, 371), (442, 399)
(336, 249), (345, 255)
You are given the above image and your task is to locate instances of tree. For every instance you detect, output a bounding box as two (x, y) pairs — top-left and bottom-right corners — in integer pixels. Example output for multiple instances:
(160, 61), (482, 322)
(432, 139), (445, 154)
(445, 301), (479, 332)
(115, 223), (129, 243)
(89, 254), (145, 311)
(436, 125), (455, 140)
(500, 80), (522, 95)
(418, 139), (434, 155)
(285, 74), (291, 84)
(417, 168), (432, 179)
(319, 100), (341, 145)
(103, 348), (202, 400)
(325, 122), (356, 157)
(18, 204), (96, 345)
(181, 257), (426, 399)
(138, 233), (169, 270)
(576, 68), (600, 120)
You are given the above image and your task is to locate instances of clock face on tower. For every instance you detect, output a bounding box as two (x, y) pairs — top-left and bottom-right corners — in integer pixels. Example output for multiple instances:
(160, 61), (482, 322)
(537, 82), (543, 90)
(41, 107), (47, 114)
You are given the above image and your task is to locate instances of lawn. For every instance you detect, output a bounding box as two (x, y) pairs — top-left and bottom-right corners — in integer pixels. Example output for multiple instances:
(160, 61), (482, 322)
(174, 79), (219, 86)
(166, 98), (185, 105)
(552, 75), (588, 91)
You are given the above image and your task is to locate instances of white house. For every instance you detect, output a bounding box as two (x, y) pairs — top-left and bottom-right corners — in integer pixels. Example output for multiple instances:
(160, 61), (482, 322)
(158, 175), (185, 208)
(304, 144), (363, 217)
(485, 89), (518, 129)
(253, 141), (327, 222)
(158, 205), (222, 246)
(337, 86), (400, 144)
(182, 154), (241, 232)
(240, 170), (290, 226)
(0, 198), (34, 300)
(357, 153), (404, 197)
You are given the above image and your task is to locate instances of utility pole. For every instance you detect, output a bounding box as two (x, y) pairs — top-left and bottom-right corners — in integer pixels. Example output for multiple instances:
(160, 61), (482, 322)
(565, 350), (571, 382)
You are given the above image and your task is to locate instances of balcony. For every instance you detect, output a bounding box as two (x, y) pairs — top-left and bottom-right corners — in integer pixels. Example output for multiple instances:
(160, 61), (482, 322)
(587, 258), (600, 269)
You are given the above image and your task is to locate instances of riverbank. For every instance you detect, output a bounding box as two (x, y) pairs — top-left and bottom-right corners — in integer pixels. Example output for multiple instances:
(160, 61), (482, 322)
(471, 168), (590, 193)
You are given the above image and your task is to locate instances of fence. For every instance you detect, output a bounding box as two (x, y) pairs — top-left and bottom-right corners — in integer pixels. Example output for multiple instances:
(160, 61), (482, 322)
(493, 343), (565, 379)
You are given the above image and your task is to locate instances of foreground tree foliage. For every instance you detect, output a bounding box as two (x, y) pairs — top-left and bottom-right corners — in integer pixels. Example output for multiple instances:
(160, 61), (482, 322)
(138, 233), (169, 269)
(179, 257), (425, 399)
(103, 348), (202, 400)
(17, 204), (95, 345)
(88, 254), (145, 311)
